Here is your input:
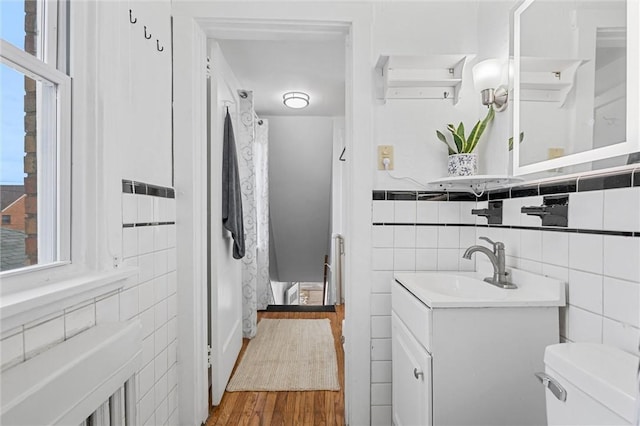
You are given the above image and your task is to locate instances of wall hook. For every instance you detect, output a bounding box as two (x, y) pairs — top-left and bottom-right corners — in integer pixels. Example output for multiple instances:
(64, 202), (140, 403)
(129, 9), (137, 24)
(156, 40), (164, 52)
(144, 26), (151, 39)
(339, 147), (346, 162)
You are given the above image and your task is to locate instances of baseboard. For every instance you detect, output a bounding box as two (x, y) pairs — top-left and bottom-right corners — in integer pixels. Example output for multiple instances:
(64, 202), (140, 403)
(263, 305), (336, 313)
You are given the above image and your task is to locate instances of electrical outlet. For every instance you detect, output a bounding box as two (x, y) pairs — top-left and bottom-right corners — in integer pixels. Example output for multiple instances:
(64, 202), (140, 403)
(378, 145), (394, 170)
(548, 148), (565, 160)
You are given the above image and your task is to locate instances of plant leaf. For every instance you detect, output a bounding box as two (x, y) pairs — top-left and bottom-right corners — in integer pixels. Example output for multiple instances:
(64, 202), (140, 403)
(465, 120), (482, 153)
(508, 131), (525, 151)
(451, 132), (464, 153)
(466, 106), (495, 153)
(446, 124), (464, 153)
(456, 122), (467, 151)
(436, 130), (456, 155)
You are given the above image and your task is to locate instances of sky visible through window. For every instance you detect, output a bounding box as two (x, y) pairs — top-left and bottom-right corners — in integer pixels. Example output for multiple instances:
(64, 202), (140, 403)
(1, 0), (28, 185)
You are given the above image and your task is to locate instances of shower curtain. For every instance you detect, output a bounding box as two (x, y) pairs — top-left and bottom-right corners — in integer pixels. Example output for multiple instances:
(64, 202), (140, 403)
(237, 91), (271, 338)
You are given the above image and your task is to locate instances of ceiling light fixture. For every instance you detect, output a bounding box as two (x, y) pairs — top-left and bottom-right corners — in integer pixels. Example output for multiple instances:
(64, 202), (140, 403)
(283, 91), (310, 109)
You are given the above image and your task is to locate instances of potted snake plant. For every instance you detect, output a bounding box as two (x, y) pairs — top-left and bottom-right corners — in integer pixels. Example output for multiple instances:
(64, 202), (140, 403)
(436, 106), (495, 176)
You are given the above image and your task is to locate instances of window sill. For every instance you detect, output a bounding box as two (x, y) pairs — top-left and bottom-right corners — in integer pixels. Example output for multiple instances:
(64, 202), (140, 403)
(0, 267), (137, 332)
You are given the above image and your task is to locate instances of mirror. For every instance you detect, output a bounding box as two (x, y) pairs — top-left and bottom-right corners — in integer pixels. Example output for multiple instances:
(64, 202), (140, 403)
(513, 0), (640, 177)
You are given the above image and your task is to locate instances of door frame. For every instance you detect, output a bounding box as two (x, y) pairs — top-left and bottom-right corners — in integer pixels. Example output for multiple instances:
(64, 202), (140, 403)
(173, 5), (373, 425)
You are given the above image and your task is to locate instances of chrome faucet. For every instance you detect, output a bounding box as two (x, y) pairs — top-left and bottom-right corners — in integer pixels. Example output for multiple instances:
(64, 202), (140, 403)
(463, 237), (516, 289)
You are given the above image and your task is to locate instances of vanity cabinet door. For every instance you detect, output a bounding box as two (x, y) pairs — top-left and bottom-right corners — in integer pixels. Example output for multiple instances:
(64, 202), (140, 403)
(392, 312), (432, 426)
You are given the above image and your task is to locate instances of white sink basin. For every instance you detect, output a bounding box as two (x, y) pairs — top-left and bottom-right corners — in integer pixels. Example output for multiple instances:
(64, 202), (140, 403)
(394, 268), (566, 308)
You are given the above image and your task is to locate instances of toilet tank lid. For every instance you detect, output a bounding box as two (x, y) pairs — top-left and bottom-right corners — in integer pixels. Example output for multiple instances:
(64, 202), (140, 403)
(544, 343), (639, 423)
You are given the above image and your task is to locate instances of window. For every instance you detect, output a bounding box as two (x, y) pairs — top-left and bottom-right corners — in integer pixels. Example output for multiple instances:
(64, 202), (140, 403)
(2, 215), (11, 225)
(0, 0), (70, 274)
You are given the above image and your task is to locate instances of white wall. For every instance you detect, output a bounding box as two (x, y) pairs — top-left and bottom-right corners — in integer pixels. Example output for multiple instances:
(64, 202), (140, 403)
(372, 2), (484, 190)
(267, 116), (333, 282)
(477, 190), (640, 354)
(0, 1), (179, 425)
(170, 2), (639, 426)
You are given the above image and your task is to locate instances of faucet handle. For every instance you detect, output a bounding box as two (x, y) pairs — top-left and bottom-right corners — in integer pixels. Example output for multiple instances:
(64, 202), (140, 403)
(479, 236), (504, 252)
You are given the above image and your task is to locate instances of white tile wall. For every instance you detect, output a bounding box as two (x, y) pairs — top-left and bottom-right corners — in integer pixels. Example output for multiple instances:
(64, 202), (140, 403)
(0, 190), (178, 425)
(568, 306), (603, 343)
(604, 277), (640, 327)
(603, 236), (640, 282)
(24, 314), (65, 359)
(371, 360), (392, 383)
(370, 186), (640, 422)
(603, 187), (640, 232)
(371, 338), (391, 360)
(416, 201), (438, 223)
(568, 191), (604, 230)
(541, 231), (569, 266)
(438, 202), (460, 224)
(372, 226), (394, 248)
(64, 302), (96, 339)
(393, 226), (416, 248)
(569, 233), (604, 274)
(370, 198), (479, 421)
(121, 190), (178, 426)
(416, 226), (438, 247)
(372, 201), (394, 223)
(1, 332), (24, 371)
(371, 383), (392, 406)
(437, 226), (460, 248)
(394, 200), (416, 223)
(371, 404), (392, 426)
(568, 270), (603, 314)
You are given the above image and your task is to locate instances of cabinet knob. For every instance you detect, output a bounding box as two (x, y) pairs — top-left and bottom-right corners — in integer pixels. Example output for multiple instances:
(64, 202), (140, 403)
(413, 368), (424, 380)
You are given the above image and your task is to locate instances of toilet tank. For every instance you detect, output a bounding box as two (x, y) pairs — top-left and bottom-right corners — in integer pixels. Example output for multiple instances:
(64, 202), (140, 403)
(541, 343), (639, 426)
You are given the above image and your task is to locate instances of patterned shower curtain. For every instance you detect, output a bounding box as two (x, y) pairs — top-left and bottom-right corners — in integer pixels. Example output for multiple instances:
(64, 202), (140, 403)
(237, 91), (272, 338)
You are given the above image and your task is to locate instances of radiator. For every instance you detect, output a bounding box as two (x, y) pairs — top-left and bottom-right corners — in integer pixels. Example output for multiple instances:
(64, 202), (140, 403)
(1, 321), (142, 425)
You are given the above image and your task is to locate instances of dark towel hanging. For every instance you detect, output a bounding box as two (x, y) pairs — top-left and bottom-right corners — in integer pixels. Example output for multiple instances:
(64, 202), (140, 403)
(222, 109), (245, 259)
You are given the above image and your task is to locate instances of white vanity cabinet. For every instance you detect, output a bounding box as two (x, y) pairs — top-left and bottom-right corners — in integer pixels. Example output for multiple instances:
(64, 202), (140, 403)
(392, 271), (564, 426)
(391, 312), (431, 426)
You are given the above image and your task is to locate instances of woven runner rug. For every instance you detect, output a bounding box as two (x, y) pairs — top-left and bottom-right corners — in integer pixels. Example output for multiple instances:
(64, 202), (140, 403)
(226, 318), (340, 391)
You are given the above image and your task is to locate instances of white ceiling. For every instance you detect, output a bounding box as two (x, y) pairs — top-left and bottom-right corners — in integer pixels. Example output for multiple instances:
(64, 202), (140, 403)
(217, 39), (345, 117)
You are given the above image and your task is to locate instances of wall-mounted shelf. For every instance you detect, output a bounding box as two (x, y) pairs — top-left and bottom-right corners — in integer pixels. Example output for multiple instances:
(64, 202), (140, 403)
(427, 175), (524, 196)
(375, 54), (471, 105)
(519, 57), (587, 106)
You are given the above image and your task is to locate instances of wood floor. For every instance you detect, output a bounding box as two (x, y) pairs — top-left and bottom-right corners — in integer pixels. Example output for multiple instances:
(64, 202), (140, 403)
(205, 305), (345, 426)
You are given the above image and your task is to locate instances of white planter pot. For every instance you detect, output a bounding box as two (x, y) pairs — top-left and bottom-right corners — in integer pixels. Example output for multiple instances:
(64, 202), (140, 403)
(448, 153), (478, 176)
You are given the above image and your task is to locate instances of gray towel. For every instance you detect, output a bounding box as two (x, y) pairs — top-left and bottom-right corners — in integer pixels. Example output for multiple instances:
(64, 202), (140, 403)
(222, 109), (245, 259)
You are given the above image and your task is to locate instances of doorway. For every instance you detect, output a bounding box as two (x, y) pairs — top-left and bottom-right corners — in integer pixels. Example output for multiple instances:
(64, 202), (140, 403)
(214, 37), (346, 308)
(205, 21), (348, 408)
(173, 10), (374, 425)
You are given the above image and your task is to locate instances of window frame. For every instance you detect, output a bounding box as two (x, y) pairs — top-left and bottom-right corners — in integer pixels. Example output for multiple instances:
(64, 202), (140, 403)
(0, 38), (71, 278)
(1, 0), (136, 333)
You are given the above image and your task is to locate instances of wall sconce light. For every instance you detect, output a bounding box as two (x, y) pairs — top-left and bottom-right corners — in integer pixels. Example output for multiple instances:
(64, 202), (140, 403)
(472, 59), (508, 112)
(283, 91), (310, 109)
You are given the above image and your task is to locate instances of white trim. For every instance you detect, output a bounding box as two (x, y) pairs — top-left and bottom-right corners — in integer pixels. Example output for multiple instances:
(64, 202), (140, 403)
(43, 0), (59, 66)
(343, 16), (374, 425)
(0, 267), (136, 332)
(173, 17), (210, 426)
(0, 36), (72, 267)
(0, 40), (69, 86)
(0, 321), (141, 426)
(171, 4), (374, 424)
(513, 0), (640, 176)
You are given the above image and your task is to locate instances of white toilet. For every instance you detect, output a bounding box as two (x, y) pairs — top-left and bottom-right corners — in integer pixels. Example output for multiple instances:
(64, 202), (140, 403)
(539, 343), (639, 425)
